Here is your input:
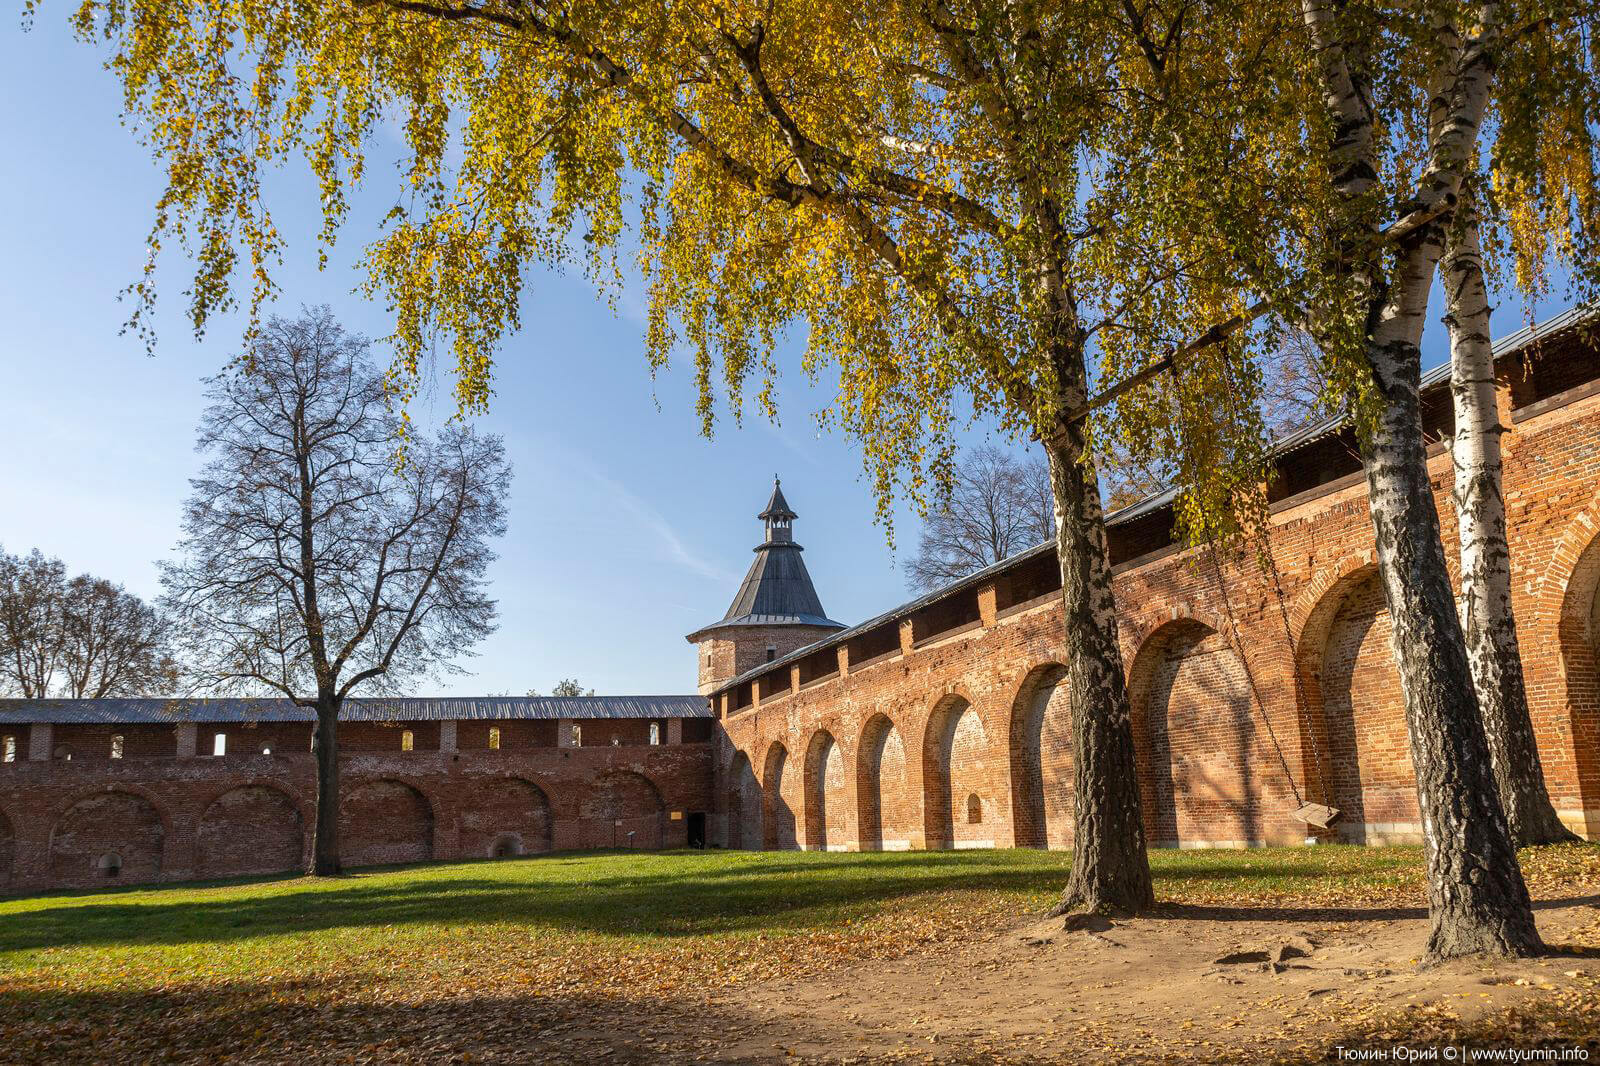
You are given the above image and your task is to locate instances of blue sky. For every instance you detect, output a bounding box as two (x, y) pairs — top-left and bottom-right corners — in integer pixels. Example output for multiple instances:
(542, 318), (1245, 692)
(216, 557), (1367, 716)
(0, 16), (949, 697)
(0, 17), (1575, 697)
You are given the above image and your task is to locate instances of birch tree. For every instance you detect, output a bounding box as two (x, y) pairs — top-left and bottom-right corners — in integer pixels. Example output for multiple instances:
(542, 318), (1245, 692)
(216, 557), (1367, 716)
(1441, 191), (1576, 845)
(1097, 0), (1580, 957)
(1255, 1), (1542, 958)
(55, 0), (1302, 915)
(161, 309), (511, 875)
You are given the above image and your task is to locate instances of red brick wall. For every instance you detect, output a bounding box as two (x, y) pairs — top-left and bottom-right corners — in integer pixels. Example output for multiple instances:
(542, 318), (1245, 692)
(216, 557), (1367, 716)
(457, 776), (552, 858)
(802, 731), (850, 850)
(0, 808), (12, 890)
(1010, 666), (1073, 850)
(50, 790), (166, 887)
(196, 784), (306, 878)
(457, 719), (558, 750)
(858, 714), (916, 850)
(0, 732), (713, 895)
(575, 770), (665, 849)
(715, 354), (1600, 853)
(54, 724), (178, 760)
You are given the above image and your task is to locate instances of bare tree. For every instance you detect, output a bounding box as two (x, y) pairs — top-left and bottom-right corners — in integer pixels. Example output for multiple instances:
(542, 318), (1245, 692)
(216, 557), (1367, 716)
(161, 308), (512, 876)
(0, 548), (175, 698)
(905, 446), (1054, 593)
(0, 549), (69, 697)
(59, 577), (177, 698)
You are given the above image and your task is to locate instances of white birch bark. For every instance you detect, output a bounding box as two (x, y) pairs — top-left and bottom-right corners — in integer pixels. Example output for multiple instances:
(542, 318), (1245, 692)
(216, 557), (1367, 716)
(1442, 197), (1577, 845)
(1301, 0), (1541, 960)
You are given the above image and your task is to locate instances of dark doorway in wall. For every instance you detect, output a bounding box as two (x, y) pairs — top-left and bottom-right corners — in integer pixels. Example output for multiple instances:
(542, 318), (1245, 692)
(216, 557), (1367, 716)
(686, 812), (706, 849)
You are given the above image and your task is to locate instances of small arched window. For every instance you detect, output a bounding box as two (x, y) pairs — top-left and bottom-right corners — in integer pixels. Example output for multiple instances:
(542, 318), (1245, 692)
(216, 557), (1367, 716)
(571, 724), (582, 747)
(649, 722), (661, 746)
(3, 735), (15, 763)
(488, 727), (501, 750)
(261, 746), (272, 755)
(212, 733), (227, 757)
(110, 734), (125, 759)
(401, 729), (414, 752)
(966, 794), (983, 825)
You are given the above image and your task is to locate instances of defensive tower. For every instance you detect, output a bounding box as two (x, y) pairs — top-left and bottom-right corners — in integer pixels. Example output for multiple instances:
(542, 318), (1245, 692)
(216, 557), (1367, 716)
(686, 478), (845, 695)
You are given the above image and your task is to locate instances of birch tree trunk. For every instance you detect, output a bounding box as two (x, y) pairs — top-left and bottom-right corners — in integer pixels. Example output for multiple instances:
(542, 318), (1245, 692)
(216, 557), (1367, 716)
(1441, 201), (1578, 845)
(1044, 365), (1154, 917)
(310, 696), (343, 876)
(1301, 0), (1540, 961)
(1358, 233), (1541, 959)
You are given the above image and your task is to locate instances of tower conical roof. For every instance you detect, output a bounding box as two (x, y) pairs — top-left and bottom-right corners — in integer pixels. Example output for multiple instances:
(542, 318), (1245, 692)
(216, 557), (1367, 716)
(758, 478), (797, 521)
(687, 479), (845, 638)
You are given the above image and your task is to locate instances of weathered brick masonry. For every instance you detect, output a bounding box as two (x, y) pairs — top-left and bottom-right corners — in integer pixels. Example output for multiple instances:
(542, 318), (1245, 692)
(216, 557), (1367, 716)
(0, 701), (712, 894)
(3, 310), (1599, 896)
(705, 311), (1600, 852)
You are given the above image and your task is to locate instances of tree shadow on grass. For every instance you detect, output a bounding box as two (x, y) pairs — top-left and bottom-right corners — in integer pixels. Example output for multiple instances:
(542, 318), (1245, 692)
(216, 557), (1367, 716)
(0, 853), (1060, 954)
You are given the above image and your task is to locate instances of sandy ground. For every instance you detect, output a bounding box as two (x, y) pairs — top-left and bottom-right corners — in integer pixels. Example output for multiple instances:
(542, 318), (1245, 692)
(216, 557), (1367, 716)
(702, 895), (1600, 1064)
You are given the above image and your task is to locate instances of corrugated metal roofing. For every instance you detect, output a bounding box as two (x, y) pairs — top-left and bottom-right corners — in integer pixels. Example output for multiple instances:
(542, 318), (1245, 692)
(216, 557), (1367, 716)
(1271, 302), (1595, 457)
(713, 304), (1598, 696)
(0, 695), (710, 726)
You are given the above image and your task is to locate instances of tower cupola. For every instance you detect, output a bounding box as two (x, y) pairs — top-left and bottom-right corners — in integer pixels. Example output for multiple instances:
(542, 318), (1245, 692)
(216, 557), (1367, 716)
(687, 478), (846, 696)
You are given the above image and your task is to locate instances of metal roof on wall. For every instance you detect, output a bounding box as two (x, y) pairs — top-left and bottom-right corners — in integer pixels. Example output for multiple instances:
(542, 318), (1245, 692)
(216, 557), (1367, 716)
(0, 695), (710, 726)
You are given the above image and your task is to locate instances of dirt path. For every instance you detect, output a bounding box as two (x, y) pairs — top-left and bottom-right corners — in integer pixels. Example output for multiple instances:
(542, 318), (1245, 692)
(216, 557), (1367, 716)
(707, 896), (1600, 1063)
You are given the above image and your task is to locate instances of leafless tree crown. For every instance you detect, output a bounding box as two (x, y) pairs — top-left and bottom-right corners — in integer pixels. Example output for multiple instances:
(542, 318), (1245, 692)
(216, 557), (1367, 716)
(0, 547), (176, 698)
(160, 308), (512, 706)
(904, 445), (1055, 594)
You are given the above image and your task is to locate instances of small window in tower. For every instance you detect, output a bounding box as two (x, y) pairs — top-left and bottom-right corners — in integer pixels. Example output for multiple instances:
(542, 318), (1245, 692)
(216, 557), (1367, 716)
(261, 745), (272, 755)
(966, 793), (983, 825)
(3, 735), (15, 762)
(571, 724), (582, 747)
(488, 727), (501, 750)
(110, 734), (124, 759)
(213, 733), (227, 757)
(649, 722), (661, 746)
(766, 644), (777, 662)
(401, 729), (414, 752)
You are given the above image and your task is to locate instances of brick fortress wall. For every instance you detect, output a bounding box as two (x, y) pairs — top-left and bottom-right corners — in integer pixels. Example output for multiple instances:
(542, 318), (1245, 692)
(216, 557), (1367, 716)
(709, 326), (1600, 852)
(0, 718), (711, 894)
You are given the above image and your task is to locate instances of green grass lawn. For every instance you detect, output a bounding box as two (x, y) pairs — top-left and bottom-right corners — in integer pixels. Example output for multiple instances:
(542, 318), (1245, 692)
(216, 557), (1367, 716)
(0, 844), (1594, 1063)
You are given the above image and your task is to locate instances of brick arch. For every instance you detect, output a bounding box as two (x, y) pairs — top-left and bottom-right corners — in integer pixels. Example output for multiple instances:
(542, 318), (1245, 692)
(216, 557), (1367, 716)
(462, 777), (552, 858)
(1007, 662), (1071, 850)
(725, 749), (763, 850)
(340, 777), (436, 868)
(50, 782), (175, 834)
(761, 741), (796, 849)
(1123, 605), (1229, 659)
(1533, 499), (1600, 833)
(802, 728), (848, 851)
(856, 711), (915, 851)
(582, 770), (666, 849)
(197, 781), (307, 879)
(1291, 559), (1418, 844)
(1127, 617), (1273, 848)
(1289, 552), (1379, 648)
(50, 786), (170, 887)
(920, 691), (995, 850)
